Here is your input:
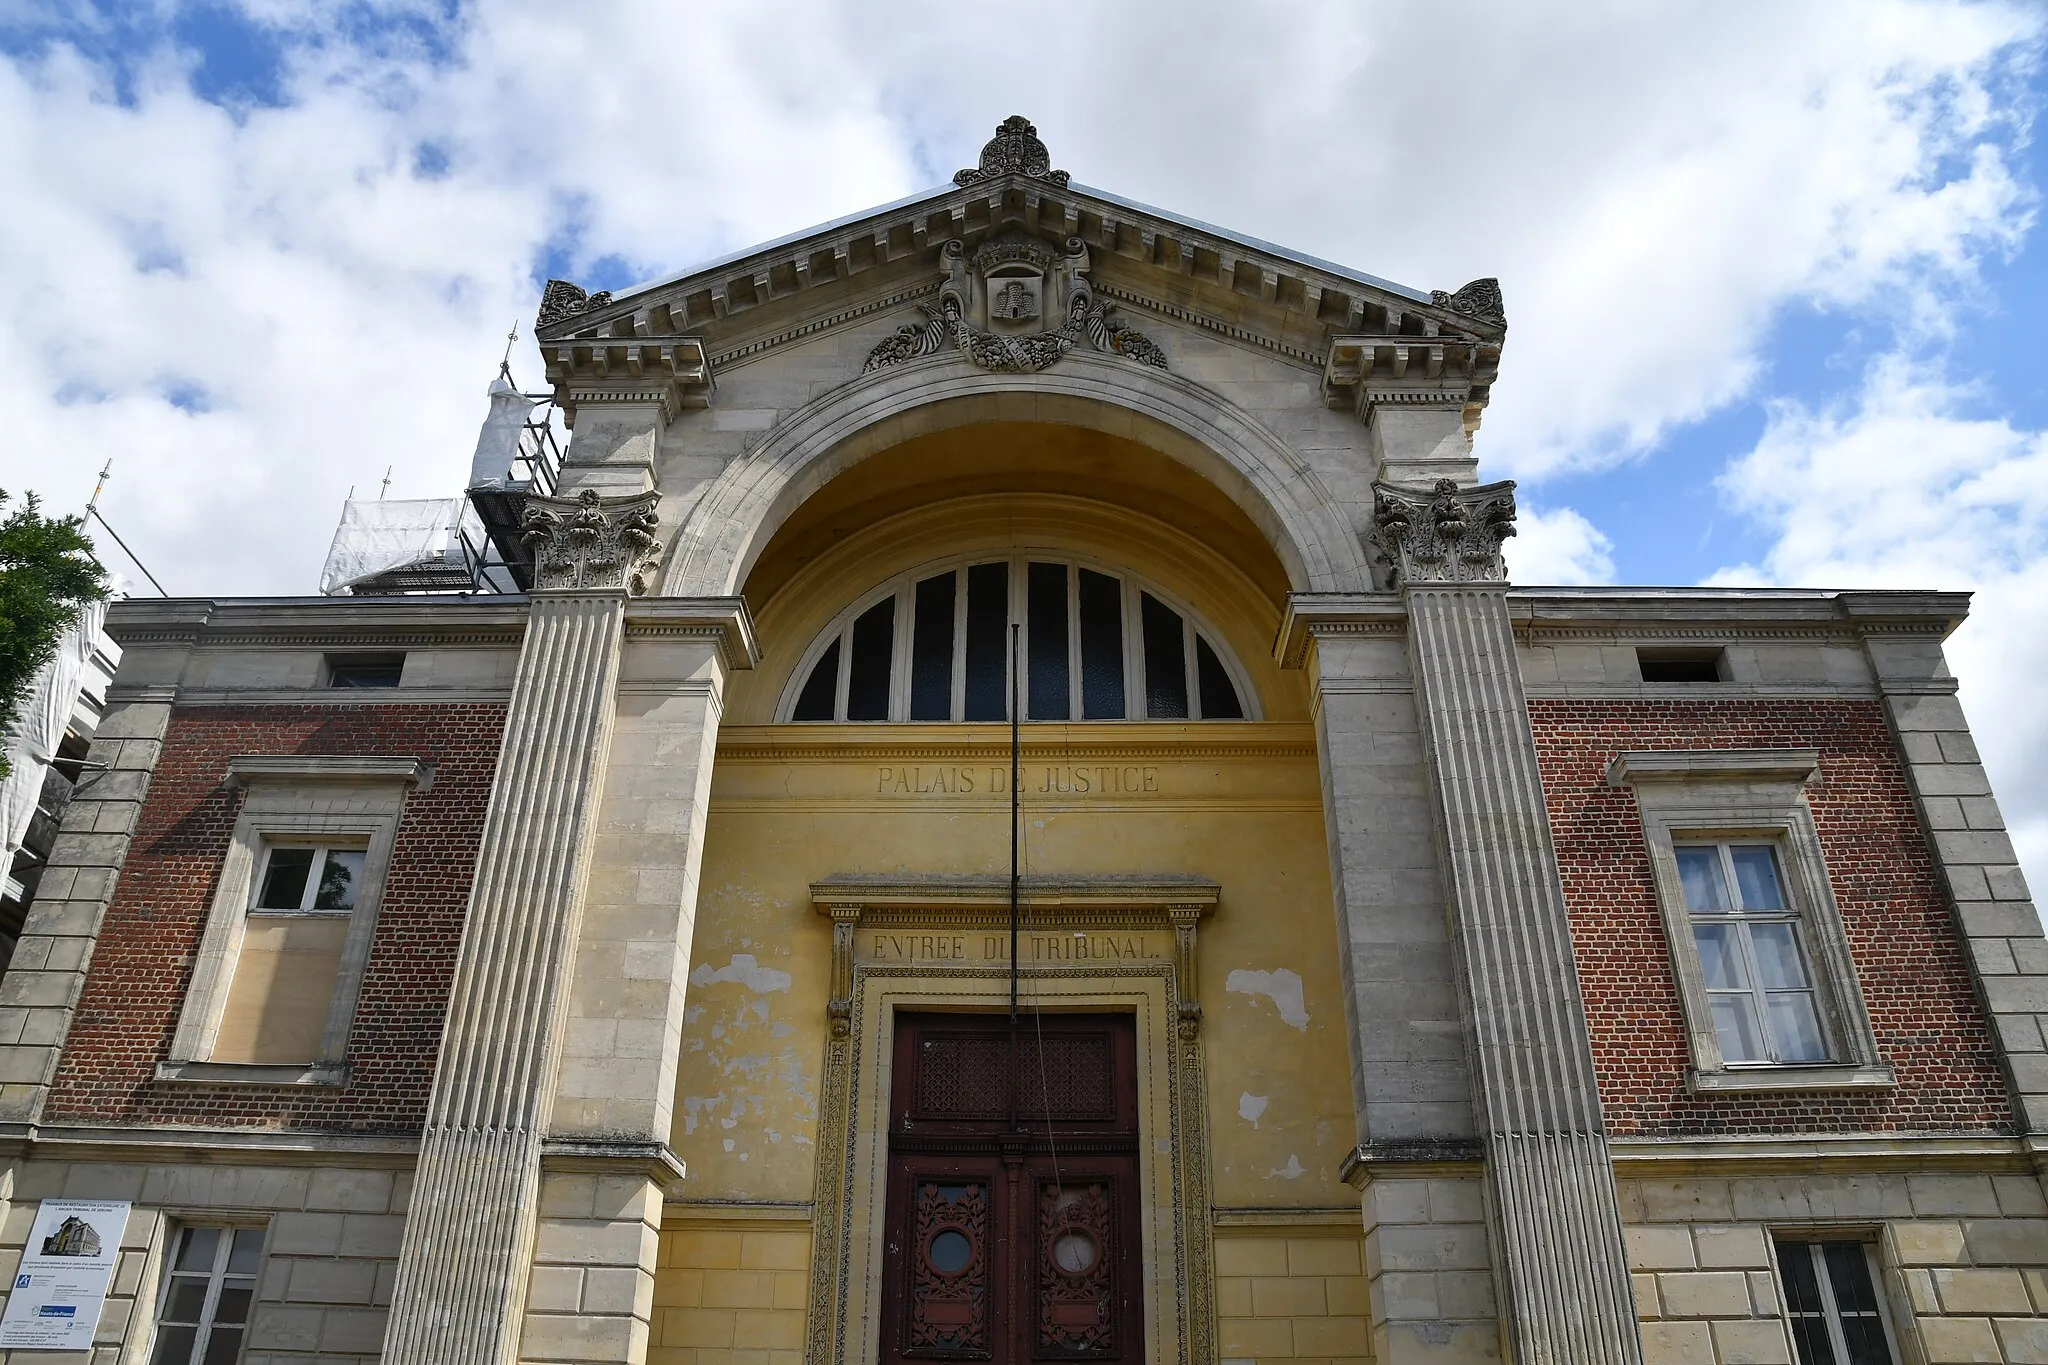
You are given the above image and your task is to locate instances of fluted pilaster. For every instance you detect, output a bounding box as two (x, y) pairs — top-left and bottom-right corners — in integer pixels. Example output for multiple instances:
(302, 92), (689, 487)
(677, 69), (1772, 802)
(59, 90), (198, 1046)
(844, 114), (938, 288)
(1375, 475), (1641, 1365)
(383, 593), (626, 1364)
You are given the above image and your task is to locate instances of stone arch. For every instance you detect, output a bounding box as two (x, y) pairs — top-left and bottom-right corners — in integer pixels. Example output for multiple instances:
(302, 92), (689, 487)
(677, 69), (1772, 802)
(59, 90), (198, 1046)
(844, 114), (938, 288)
(661, 353), (1371, 598)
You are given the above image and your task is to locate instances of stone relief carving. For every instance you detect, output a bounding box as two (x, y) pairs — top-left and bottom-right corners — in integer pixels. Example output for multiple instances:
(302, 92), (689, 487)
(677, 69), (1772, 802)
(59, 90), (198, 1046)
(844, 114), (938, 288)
(1370, 477), (1518, 585)
(863, 234), (1168, 376)
(518, 487), (663, 593)
(536, 279), (615, 331)
(1430, 276), (1507, 326)
(954, 114), (1071, 187)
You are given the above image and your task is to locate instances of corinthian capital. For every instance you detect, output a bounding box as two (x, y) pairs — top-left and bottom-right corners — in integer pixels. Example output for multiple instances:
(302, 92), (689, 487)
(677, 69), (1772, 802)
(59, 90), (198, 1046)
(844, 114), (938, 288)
(1370, 478), (1517, 586)
(519, 488), (663, 594)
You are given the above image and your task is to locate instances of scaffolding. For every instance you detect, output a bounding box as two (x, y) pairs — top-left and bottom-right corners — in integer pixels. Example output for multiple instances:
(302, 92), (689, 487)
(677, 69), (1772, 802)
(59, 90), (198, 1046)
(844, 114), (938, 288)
(318, 379), (563, 597)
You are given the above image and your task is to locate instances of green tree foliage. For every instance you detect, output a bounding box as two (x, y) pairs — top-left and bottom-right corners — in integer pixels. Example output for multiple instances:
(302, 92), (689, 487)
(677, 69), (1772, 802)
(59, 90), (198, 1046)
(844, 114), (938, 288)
(0, 492), (110, 778)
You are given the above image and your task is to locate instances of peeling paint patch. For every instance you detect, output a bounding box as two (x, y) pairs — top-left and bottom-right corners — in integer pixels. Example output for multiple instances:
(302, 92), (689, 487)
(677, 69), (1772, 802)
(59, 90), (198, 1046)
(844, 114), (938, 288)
(722, 1138), (735, 1152)
(1268, 1155), (1306, 1180)
(1237, 1093), (1268, 1129)
(691, 953), (793, 993)
(1225, 968), (1309, 1030)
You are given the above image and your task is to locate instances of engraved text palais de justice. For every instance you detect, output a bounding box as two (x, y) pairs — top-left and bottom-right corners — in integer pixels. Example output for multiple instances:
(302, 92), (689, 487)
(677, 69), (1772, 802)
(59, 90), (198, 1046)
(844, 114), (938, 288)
(873, 765), (1162, 795)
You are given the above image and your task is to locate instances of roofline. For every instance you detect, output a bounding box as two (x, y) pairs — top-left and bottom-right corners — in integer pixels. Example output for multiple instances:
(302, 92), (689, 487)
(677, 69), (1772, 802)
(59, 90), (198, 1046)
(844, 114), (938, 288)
(601, 177), (1436, 311)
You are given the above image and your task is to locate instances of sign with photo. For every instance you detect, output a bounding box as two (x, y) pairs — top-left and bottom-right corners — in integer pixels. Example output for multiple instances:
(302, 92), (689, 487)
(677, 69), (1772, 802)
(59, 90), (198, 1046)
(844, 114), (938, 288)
(0, 1199), (131, 1350)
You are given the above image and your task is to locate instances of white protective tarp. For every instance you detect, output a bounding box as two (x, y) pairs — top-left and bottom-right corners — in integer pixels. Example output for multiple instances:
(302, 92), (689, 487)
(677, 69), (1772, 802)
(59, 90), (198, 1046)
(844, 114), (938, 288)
(0, 598), (107, 863)
(469, 374), (539, 490)
(319, 498), (466, 595)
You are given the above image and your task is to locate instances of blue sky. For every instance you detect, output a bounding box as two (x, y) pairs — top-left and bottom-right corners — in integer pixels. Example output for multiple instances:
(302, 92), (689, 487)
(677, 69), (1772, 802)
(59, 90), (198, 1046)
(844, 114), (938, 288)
(2, 1), (2045, 882)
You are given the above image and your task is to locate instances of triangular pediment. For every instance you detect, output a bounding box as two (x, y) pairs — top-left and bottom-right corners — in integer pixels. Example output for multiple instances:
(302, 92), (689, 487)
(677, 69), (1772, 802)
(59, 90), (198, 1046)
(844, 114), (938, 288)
(533, 117), (1504, 402)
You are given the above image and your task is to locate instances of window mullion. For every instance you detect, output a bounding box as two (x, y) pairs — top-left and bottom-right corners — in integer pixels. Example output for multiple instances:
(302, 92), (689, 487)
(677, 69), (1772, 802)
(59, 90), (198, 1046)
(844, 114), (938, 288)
(833, 626), (851, 721)
(1733, 920), (1775, 1063)
(889, 581), (914, 723)
(1810, 1242), (1857, 1365)
(951, 568), (968, 723)
(1067, 562), (1083, 721)
(195, 1230), (228, 1363)
(1123, 577), (1144, 720)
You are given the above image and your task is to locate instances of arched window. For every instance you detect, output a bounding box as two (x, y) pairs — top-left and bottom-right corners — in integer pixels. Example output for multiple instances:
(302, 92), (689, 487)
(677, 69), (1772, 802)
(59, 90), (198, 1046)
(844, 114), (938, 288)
(781, 556), (1255, 723)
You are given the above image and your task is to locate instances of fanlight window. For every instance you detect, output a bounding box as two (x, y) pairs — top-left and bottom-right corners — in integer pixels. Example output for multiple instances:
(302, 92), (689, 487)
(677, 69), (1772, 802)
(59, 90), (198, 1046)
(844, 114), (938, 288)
(783, 557), (1253, 723)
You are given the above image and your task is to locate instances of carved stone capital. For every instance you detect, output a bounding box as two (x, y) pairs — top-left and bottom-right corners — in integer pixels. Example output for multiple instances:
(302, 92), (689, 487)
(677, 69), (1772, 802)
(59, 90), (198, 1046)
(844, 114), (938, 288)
(519, 488), (663, 595)
(1370, 478), (1517, 586)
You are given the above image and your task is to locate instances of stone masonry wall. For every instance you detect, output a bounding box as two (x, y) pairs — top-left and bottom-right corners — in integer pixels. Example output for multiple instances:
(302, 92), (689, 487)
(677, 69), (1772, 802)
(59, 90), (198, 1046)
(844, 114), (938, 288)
(1619, 1168), (2048, 1365)
(0, 1154), (412, 1365)
(1530, 698), (2013, 1135)
(43, 703), (504, 1131)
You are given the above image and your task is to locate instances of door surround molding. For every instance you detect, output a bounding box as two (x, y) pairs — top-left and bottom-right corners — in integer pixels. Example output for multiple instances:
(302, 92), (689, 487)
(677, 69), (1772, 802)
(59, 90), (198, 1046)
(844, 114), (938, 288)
(807, 876), (1219, 1365)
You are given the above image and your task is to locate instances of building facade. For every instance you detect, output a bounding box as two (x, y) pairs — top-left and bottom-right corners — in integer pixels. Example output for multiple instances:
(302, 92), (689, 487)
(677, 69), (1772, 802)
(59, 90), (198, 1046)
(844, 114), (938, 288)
(1, 117), (2044, 1365)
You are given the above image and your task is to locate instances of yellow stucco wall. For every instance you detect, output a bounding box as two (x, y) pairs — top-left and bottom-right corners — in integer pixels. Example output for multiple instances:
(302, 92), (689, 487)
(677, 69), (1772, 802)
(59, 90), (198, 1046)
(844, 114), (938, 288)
(653, 486), (1366, 1359)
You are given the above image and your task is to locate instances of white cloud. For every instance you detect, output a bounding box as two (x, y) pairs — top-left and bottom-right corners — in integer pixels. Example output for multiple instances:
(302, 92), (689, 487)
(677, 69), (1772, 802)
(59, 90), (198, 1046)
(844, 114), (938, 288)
(1713, 353), (2048, 886)
(1508, 505), (1617, 587)
(0, 1), (2034, 596)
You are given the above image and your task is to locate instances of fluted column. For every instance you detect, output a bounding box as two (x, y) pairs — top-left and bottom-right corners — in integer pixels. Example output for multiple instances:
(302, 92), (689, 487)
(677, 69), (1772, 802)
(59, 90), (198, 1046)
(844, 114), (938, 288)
(383, 490), (662, 1365)
(1374, 479), (1643, 1365)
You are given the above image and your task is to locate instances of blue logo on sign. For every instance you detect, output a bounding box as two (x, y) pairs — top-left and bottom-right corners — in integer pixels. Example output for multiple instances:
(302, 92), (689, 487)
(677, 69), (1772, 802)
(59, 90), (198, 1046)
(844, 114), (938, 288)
(37, 1305), (76, 1317)
(12, 1275), (25, 1288)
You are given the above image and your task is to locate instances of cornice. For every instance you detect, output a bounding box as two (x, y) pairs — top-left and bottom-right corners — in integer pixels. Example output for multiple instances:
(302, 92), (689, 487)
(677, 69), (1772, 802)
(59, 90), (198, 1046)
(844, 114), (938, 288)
(708, 281), (941, 373)
(622, 595), (760, 670)
(1606, 1132), (2039, 1177)
(105, 597), (530, 651)
(0, 1121), (420, 1168)
(1091, 283), (1325, 371)
(1273, 593), (1408, 668)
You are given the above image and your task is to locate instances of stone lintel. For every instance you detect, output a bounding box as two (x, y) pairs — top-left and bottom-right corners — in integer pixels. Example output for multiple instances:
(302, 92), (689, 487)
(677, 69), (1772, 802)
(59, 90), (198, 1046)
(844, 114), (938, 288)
(1604, 748), (1820, 788)
(223, 754), (433, 789)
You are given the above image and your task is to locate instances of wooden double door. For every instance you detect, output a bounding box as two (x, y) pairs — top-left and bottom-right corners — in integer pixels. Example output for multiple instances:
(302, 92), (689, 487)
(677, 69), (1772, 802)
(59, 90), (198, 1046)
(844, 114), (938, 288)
(879, 1012), (1144, 1364)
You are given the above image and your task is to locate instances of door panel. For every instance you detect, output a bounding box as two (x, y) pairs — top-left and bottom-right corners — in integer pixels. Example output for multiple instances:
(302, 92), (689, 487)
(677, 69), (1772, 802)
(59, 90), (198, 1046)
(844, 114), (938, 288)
(880, 1013), (1142, 1365)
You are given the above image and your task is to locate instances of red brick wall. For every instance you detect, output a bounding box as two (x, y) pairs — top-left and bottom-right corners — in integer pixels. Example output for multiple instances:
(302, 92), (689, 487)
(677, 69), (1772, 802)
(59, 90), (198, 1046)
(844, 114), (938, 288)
(46, 704), (504, 1132)
(1531, 697), (2012, 1136)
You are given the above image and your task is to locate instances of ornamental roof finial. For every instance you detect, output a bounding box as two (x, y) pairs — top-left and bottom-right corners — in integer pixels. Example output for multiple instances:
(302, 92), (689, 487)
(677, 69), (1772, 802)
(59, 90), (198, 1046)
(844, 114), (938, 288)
(955, 115), (1070, 188)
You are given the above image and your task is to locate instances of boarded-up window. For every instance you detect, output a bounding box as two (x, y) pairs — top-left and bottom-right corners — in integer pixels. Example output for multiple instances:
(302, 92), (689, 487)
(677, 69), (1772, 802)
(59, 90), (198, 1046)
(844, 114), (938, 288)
(211, 843), (363, 1065)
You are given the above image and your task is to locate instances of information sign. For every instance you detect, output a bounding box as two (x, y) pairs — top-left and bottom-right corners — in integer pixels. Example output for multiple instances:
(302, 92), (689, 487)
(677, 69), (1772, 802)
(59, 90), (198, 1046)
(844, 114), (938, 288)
(0, 1199), (131, 1350)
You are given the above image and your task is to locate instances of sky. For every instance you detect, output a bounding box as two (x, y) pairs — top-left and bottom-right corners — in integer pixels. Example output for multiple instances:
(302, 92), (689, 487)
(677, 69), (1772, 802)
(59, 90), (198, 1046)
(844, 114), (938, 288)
(2, 1), (2046, 885)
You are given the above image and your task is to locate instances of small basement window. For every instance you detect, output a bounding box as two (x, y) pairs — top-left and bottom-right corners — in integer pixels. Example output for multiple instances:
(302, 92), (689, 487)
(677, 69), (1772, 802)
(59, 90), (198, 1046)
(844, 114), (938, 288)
(1637, 647), (1725, 683)
(326, 653), (405, 688)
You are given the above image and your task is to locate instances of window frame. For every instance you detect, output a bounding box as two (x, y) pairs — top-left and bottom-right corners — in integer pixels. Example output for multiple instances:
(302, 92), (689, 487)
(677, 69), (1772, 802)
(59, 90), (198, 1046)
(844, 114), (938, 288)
(1607, 750), (1893, 1093)
(776, 552), (1259, 723)
(160, 756), (425, 1087)
(1771, 1232), (1903, 1365)
(147, 1222), (266, 1365)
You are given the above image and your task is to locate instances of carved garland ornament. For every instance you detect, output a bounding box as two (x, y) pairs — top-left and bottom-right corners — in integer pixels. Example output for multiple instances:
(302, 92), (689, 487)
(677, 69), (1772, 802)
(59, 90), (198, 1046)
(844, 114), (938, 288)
(518, 487), (663, 594)
(1370, 477), (1518, 586)
(862, 243), (1167, 376)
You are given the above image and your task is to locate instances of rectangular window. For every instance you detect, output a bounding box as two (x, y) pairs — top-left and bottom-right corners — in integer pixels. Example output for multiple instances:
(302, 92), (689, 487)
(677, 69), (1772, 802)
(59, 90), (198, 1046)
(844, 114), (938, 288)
(164, 756), (418, 1086)
(1608, 749), (1892, 1093)
(1637, 646), (1724, 682)
(1774, 1238), (1896, 1365)
(326, 653), (405, 688)
(1139, 593), (1188, 719)
(150, 1225), (264, 1365)
(1678, 842), (1828, 1064)
(962, 562), (1010, 722)
(213, 842), (365, 1066)
(909, 572), (957, 721)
